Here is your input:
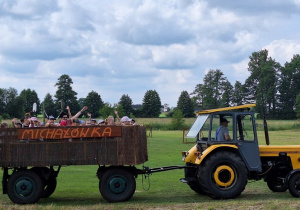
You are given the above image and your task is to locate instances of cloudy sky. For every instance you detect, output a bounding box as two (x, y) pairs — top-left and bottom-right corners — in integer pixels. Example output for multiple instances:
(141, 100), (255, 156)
(1, 0), (300, 107)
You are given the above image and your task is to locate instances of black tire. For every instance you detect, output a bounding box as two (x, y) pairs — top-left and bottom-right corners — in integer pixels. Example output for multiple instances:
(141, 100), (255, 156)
(41, 176), (57, 198)
(7, 170), (43, 204)
(267, 177), (288, 192)
(198, 151), (248, 199)
(99, 168), (136, 202)
(288, 172), (300, 197)
(31, 167), (57, 198)
(184, 163), (205, 195)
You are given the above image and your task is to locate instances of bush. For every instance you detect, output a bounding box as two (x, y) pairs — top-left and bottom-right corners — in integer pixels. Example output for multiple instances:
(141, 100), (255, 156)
(170, 109), (185, 130)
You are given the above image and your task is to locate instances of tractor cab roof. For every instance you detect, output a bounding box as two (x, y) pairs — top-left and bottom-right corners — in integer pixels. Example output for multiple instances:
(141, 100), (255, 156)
(196, 104), (256, 115)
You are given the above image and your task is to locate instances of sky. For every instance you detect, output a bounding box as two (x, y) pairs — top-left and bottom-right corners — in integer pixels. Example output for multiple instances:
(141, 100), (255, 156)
(1, 0), (300, 107)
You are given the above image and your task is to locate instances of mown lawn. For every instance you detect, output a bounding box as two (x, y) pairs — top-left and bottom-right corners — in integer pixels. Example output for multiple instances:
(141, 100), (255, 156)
(0, 126), (300, 209)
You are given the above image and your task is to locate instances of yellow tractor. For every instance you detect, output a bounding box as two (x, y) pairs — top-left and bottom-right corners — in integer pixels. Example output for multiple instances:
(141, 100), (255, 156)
(182, 104), (300, 199)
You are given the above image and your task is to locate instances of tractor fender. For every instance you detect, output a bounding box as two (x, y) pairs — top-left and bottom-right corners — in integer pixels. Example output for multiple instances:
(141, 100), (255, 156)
(285, 169), (300, 185)
(194, 144), (238, 165)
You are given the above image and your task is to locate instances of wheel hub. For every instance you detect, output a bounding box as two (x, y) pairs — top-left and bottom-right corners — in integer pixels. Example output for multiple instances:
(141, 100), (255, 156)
(214, 165), (235, 187)
(15, 179), (33, 196)
(108, 177), (126, 194)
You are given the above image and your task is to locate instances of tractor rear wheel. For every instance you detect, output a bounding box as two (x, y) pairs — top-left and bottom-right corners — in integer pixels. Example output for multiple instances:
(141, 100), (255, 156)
(198, 151), (248, 199)
(288, 172), (300, 197)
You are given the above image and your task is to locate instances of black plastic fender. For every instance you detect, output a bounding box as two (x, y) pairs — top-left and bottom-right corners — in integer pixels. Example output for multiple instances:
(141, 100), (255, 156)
(285, 169), (300, 185)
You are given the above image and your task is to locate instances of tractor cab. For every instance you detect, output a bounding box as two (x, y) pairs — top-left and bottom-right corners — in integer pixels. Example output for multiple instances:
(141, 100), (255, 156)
(185, 104), (261, 172)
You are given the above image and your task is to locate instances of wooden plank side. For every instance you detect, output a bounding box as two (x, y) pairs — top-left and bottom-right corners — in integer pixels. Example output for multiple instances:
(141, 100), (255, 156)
(0, 126), (147, 167)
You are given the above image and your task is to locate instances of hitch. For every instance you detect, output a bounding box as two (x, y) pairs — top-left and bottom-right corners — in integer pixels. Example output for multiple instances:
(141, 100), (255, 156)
(138, 165), (195, 175)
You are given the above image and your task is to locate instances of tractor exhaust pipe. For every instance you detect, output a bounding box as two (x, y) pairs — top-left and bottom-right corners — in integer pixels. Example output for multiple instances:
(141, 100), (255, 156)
(263, 116), (270, 145)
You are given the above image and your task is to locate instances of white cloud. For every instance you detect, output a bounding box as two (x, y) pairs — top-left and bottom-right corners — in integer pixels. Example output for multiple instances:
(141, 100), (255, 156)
(264, 39), (300, 65)
(233, 59), (250, 82)
(1, 0), (300, 107)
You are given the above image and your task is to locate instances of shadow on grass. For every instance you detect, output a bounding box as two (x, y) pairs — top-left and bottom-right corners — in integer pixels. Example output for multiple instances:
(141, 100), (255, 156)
(37, 188), (294, 207)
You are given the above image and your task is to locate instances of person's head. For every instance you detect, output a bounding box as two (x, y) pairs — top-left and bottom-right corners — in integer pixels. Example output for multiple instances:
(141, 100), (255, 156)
(46, 116), (56, 126)
(31, 117), (39, 124)
(106, 116), (115, 125)
(59, 112), (68, 120)
(14, 121), (22, 128)
(1, 122), (9, 128)
(98, 119), (105, 125)
(24, 112), (31, 119)
(220, 118), (230, 127)
(121, 116), (132, 125)
(72, 118), (80, 126)
(91, 119), (97, 125)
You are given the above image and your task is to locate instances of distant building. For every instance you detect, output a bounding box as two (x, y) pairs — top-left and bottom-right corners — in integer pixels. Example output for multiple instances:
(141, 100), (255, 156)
(163, 103), (169, 112)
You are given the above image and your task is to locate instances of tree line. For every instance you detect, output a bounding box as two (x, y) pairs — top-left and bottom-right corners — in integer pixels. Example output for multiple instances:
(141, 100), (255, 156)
(191, 49), (300, 119)
(0, 49), (300, 121)
(0, 74), (162, 120)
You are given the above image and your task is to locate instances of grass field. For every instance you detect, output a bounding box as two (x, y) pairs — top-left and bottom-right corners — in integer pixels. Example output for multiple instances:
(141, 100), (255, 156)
(1, 120), (300, 209)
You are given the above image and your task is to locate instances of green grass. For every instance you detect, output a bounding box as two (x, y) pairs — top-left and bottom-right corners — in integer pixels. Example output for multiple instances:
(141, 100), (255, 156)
(1, 121), (300, 209)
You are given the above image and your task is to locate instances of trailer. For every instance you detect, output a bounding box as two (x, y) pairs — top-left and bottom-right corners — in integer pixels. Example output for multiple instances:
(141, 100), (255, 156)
(0, 125), (148, 204)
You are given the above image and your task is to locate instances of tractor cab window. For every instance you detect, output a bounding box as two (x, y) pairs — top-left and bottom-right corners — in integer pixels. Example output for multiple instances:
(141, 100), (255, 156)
(186, 114), (209, 141)
(212, 114), (233, 141)
(236, 114), (255, 141)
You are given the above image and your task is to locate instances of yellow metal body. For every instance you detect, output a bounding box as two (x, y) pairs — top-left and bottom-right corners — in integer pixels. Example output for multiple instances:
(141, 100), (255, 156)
(259, 145), (300, 170)
(184, 144), (238, 165)
(196, 104), (256, 115)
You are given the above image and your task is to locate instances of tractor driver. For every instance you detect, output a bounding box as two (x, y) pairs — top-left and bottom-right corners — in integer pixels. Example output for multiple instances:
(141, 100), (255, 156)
(215, 118), (231, 141)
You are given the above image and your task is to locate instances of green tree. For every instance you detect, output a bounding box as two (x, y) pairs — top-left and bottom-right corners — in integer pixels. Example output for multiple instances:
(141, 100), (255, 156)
(115, 104), (125, 118)
(295, 93), (300, 119)
(4, 88), (24, 118)
(219, 80), (233, 107)
(246, 49), (280, 118)
(142, 90), (161, 117)
(170, 109), (185, 130)
(99, 103), (114, 118)
(232, 81), (246, 106)
(191, 69), (232, 109)
(0, 88), (6, 116)
(78, 98), (85, 108)
(42, 93), (57, 118)
(54, 74), (79, 114)
(84, 91), (104, 118)
(19, 89), (40, 114)
(278, 54), (300, 119)
(177, 90), (195, 117)
(119, 94), (133, 116)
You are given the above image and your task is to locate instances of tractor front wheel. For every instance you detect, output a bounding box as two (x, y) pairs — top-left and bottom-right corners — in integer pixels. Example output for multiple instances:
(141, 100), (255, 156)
(198, 151), (248, 199)
(267, 177), (288, 192)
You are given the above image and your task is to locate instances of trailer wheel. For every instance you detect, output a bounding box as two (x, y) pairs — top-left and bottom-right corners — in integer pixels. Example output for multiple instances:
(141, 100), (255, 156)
(7, 170), (43, 204)
(267, 177), (288, 192)
(288, 172), (300, 197)
(198, 151), (248, 199)
(31, 167), (57, 198)
(99, 168), (136, 202)
(184, 163), (206, 195)
(41, 176), (57, 198)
